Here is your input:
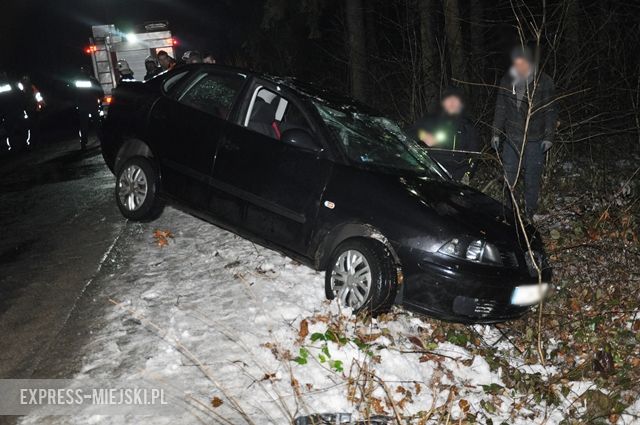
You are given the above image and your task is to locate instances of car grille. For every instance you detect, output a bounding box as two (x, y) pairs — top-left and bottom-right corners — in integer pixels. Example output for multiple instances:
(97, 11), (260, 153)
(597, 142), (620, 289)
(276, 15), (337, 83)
(453, 296), (496, 318)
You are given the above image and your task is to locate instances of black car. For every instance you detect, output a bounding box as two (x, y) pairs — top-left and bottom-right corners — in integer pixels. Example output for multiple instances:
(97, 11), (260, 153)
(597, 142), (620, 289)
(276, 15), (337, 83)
(100, 64), (551, 323)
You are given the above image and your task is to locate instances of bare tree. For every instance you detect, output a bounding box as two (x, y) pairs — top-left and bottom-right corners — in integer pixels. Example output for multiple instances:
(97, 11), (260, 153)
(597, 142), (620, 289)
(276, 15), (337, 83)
(443, 0), (467, 85)
(345, 0), (368, 102)
(419, 0), (439, 110)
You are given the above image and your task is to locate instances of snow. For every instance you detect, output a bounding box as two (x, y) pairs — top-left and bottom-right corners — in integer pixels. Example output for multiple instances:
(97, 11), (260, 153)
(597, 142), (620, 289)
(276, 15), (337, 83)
(18, 206), (615, 424)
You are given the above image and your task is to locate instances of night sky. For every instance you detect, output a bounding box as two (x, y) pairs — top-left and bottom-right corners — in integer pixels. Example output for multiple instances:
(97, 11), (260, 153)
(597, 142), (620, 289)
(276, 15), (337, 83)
(0, 0), (255, 79)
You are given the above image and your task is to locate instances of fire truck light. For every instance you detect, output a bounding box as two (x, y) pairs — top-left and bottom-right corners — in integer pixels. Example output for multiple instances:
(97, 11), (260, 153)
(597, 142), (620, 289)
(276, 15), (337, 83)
(17, 82), (24, 91)
(172, 38), (178, 46)
(35, 92), (44, 103)
(102, 95), (113, 105)
(126, 33), (138, 43)
(85, 45), (97, 54)
(0, 84), (12, 93)
(74, 80), (92, 88)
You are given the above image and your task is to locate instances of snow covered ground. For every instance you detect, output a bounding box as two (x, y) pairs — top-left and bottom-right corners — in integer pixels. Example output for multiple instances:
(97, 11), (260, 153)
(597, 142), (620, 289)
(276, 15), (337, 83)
(18, 206), (640, 424)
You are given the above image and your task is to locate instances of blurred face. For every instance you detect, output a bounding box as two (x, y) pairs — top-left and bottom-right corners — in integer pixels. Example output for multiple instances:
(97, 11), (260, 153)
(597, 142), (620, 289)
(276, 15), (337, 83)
(158, 55), (170, 69)
(513, 57), (532, 78)
(441, 95), (463, 116)
(203, 56), (216, 64)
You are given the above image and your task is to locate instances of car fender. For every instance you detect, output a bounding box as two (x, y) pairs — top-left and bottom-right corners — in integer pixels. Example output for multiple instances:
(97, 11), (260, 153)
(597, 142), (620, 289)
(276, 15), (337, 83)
(314, 222), (401, 270)
(114, 139), (158, 175)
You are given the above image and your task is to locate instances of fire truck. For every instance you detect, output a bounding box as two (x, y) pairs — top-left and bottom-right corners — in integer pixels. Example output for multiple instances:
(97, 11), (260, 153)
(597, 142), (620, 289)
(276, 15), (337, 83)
(87, 21), (177, 95)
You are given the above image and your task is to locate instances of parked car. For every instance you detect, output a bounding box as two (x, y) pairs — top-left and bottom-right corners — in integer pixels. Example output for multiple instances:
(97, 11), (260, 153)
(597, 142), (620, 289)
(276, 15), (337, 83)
(100, 64), (551, 323)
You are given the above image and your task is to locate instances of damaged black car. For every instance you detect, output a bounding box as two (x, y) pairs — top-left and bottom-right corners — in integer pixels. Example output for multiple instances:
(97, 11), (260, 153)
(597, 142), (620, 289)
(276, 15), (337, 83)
(100, 64), (551, 323)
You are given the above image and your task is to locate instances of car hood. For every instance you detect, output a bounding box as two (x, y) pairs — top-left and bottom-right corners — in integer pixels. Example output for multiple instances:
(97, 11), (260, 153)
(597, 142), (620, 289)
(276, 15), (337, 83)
(398, 175), (533, 246)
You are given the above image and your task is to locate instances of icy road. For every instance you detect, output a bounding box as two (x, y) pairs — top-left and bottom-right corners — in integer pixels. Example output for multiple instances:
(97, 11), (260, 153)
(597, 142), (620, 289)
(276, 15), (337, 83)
(1, 140), (638, 424)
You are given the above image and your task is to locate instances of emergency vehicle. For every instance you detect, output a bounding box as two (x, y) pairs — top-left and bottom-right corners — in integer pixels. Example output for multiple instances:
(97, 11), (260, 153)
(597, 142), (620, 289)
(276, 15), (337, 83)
(86, 21), (176, 96)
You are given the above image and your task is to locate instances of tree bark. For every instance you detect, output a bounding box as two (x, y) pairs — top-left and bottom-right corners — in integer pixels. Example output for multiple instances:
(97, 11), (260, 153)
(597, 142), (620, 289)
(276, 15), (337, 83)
(419, 0), (439, 110)
(443, 0), (466, 85)
(469, 0), (484, 66)
(345, 0), (368, 102)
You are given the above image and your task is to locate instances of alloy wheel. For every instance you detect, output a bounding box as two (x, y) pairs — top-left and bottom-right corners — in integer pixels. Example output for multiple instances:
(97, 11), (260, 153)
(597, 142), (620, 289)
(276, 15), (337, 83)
(118, 164), (148, 212)
(330, 249), (372, 309)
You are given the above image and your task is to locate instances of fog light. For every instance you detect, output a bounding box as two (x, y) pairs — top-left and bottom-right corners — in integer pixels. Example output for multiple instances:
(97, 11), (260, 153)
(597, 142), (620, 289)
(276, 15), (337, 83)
(511, 283), (549, 306)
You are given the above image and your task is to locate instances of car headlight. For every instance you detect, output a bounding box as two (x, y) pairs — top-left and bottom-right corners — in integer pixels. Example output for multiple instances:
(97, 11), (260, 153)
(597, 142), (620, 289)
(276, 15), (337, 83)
(438, 238), (503, 266)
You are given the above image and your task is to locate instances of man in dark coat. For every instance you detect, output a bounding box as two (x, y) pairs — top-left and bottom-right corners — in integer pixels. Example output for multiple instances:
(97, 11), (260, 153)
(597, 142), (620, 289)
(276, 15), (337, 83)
(73, 68), (104, 150)
(491, 46), (557, 218)
(409, 87), (481, 182)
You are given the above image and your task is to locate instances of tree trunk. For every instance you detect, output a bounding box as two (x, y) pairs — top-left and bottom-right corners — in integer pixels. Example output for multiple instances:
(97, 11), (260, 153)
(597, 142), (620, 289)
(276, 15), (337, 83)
(345, 0), (368, 102)
(561, 0), (581, 66)
(469, 0), (484, 66)
(419, 0), (439, 111)
(443, 0), (466, 85)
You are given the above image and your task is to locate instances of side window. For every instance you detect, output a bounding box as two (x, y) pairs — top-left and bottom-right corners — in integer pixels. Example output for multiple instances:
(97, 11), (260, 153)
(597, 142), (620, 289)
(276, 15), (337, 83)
(178, 73), (245, 119)
(245, 87), (311, 140)
(162, 71), (189, 95)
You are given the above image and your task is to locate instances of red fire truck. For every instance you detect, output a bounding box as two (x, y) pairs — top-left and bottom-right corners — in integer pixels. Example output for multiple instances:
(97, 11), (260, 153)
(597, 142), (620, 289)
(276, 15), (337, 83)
(87, 21), (177, 95)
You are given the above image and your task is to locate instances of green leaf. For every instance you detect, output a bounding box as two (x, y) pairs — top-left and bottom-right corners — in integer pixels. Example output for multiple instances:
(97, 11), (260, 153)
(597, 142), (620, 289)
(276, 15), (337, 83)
(482, 383), (504, 395)
(310, 332), (326, 342)
(321, 345), (331, 358)
(331, 360), (344, 372)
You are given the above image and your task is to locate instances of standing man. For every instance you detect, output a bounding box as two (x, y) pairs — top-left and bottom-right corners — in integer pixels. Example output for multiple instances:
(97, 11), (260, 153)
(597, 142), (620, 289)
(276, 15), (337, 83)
(182, 51), (203, 64)
(409, 87), (481, 182)
(491, 46), (557, 219)
(157, 50), (177, 71)
(144, 56), (161, 81)
(73, 68), (103, 150)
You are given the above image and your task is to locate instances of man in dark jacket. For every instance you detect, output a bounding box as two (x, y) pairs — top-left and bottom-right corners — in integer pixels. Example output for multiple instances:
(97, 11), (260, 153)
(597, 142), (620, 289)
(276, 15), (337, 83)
(144, 56), (162, 81)
(73, 68), (104, 150)
(492, 46), (557, 218)
(409, 87), (481, 182)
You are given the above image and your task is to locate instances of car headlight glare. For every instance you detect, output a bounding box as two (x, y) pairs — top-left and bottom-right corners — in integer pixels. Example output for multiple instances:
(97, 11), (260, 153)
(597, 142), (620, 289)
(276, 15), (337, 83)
(466, 240), (484, 261)
(439, 238), (503, 266)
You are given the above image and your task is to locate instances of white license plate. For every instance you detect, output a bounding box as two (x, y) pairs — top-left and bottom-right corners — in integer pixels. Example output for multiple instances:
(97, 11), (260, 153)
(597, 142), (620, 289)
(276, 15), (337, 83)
(511, 283), (549, 306)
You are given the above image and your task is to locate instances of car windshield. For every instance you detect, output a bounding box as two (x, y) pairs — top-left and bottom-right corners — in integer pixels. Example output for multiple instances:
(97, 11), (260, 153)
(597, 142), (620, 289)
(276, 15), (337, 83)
(315, 102), (446, 179)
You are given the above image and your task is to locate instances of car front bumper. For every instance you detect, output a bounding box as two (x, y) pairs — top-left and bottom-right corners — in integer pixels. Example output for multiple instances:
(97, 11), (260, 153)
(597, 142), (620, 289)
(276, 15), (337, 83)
(397, 250), (551, 323)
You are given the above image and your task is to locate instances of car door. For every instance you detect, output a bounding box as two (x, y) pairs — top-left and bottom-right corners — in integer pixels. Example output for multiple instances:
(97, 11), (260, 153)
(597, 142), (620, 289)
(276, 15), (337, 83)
(148, 69), (247, 209)
(211, 83), (332, 253)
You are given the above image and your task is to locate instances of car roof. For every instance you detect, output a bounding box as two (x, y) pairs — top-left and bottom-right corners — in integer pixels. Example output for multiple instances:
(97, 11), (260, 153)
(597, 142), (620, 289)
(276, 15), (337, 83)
(181, 63), (379, 115)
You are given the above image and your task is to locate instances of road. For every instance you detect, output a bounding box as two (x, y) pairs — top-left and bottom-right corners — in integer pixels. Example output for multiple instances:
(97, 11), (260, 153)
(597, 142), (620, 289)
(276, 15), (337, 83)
(0, 137), (125, 380)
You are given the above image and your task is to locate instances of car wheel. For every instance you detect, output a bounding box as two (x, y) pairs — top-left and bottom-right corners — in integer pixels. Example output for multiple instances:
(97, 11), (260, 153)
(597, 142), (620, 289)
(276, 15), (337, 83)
(325, 239), (397, 314)
(115, 157), (163, 221)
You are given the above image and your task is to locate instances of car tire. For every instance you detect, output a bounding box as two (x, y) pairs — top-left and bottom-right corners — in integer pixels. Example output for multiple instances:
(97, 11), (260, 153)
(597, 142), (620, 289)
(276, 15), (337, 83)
(325, 239), (397, 315)
(115, 157), (163, 221)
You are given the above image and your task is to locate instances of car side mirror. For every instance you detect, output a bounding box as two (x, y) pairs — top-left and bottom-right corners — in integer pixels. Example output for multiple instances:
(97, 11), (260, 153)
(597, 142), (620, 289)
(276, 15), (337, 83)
(281, 129), (322, 153)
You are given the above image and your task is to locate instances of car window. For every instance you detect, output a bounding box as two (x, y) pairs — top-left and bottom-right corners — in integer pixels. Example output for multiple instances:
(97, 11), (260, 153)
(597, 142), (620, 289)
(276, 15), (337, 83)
(245, 87), (311, 140)
(162, 71), (188, 95)
(178, 73), (245, 119)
